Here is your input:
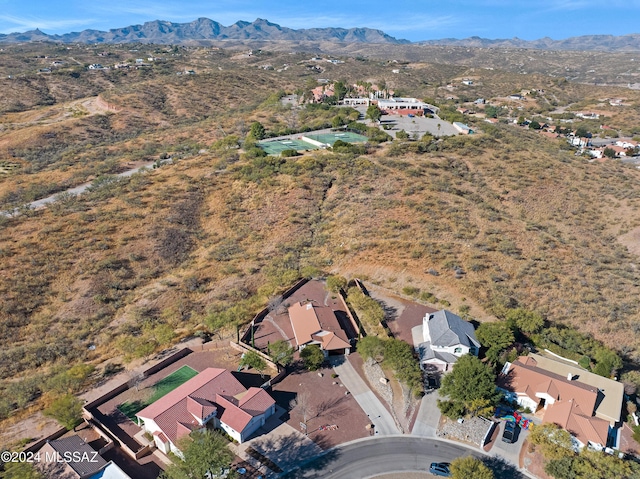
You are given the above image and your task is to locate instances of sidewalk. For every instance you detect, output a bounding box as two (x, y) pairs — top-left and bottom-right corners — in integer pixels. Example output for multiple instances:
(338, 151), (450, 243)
(329, 357), (400, 436)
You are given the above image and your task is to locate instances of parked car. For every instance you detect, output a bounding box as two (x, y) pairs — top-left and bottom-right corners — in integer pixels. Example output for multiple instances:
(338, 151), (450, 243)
(429, 462), (451, 477)
(502, 421), (517, 443)
(426, 375), (439, 390)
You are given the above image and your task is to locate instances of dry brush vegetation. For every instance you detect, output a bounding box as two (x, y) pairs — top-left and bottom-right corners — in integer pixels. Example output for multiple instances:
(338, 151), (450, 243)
(2, 42), (640, 440)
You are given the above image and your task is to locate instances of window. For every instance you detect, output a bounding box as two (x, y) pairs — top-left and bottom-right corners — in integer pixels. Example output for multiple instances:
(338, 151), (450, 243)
(454, 347), (462, 354)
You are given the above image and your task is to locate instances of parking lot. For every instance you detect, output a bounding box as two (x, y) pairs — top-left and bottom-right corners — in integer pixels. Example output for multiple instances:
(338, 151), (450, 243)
(380, 114), (460, 139)
(347, 105), (460, 139)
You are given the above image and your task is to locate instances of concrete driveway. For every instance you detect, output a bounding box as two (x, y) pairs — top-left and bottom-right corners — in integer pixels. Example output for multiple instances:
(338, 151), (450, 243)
(329, 357), (400, 436)
(490, 420), (528, 466)
(411, 389), (441, 437)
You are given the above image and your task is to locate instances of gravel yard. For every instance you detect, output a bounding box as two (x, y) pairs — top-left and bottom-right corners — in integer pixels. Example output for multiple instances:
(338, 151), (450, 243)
(436, 416), (493, 447)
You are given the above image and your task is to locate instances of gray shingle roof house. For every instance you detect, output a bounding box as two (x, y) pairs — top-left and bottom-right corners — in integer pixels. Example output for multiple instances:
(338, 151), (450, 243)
(417, 310), (480, 372)
(38, 435), (130, 479)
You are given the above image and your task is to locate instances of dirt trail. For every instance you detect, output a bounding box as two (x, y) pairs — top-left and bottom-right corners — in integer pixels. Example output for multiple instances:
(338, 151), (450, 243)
(0, 96), (115, 130)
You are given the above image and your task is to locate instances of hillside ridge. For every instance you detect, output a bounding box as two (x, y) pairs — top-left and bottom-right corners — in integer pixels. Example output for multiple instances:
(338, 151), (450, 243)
(0, 17), (409, 45)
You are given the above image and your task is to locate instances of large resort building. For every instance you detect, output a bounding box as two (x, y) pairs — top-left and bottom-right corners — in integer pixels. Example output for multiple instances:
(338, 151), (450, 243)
(377, 98), (438, 116)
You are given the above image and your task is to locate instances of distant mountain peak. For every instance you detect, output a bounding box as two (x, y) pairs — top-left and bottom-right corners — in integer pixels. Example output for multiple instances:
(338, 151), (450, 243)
(418, 33), (640, 51)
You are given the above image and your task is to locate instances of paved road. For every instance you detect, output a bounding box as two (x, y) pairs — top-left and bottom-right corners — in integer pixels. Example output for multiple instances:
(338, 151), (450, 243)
(1, 160), (162, 217)
(329, 357), (399, 436)
(287, 436), (526, 479)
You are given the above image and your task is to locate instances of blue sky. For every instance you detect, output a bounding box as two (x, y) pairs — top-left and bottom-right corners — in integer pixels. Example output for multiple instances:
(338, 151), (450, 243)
(1, 0), (639, 41)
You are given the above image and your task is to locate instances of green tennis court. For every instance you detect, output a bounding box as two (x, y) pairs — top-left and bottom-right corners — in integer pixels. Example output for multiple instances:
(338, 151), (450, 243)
(259, 138), (319, 155)
(303, 131), (368, 146)
(117, 365), (198, 421)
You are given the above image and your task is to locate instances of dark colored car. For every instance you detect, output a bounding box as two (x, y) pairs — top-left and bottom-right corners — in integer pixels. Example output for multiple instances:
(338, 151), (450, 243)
(429, 462), (451, 477)
(502, 420), (517, 443)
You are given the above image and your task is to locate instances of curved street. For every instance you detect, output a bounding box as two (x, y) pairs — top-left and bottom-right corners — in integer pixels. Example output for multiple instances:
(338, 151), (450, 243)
(286, 436), (526, 479)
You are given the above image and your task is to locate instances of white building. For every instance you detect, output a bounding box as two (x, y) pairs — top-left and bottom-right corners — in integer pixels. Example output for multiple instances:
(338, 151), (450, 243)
(416, 310), (480, 372)
(377, 97), (438, 115)
(136, 368), (276, 455)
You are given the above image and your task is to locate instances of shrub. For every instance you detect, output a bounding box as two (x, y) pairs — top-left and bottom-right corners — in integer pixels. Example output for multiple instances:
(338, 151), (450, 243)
(43, 394), (83, 430)
(300, 345), (324, 371)
(402, 286), (420, 297)
(326, 275), (348, 293)
(280, 149), (299, 158)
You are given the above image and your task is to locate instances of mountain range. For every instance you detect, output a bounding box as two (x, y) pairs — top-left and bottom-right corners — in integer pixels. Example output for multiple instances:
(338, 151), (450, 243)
(1, 18), (640, 51)
(0, 18), (408, 45)
(418, 34), (640, 51)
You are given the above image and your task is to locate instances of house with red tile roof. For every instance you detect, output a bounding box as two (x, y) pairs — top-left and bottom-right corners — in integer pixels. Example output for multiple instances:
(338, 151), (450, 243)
(288, 301), (351, 356)
(136, 368), (275, 455)
(499, 355), (623, 449)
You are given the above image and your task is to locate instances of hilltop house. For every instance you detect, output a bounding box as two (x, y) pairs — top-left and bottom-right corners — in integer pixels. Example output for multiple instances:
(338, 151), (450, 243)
(416, 310), (480, 372)
(499, 354), (624, 450)
(136, 368), (276, 455)
(288, 302), (351, 356)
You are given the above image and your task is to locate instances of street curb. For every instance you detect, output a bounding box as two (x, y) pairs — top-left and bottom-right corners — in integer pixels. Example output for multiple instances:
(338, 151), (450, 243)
(278, 434), (537, 478)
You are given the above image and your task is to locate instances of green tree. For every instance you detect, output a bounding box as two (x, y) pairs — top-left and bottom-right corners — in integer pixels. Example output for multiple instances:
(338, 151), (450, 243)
(366, 105), (382, 123)
(395, 130), (409, 140)
(43, 393), (83, 430)
(326, 275), (347, 293)
(248, 121), (266, 140)
(593, 348), (622, 378)
(331, 115), (345, 128)
(240, 350), (267, 377)
(505, 308), (544, 334)
(574, 448), (640, 479)
(484, 105), (501, 119)
(383, 338), (423, 394)
(300, 345), (324, 371)
(475, 322), (515, 365)
(333, 81), (348, 101)
(212, 135), (240, 151)
(346, 287), (386, 336)
(529, 423), (574, 461)
(267, 340), (295, 367)
(437, 355), (501, 418)
(357, 336), (385, 362)
(450, 456), (494, 479)
(161, 430), (233, 479)
(545, 456), (577, 479)
(529, 120), (541, 130)
(603, 147), (616, 158)
(575, 126), (590, 138)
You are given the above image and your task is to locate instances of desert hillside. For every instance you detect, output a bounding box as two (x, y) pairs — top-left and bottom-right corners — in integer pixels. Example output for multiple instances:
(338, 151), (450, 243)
(2, 42), (640, 430)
